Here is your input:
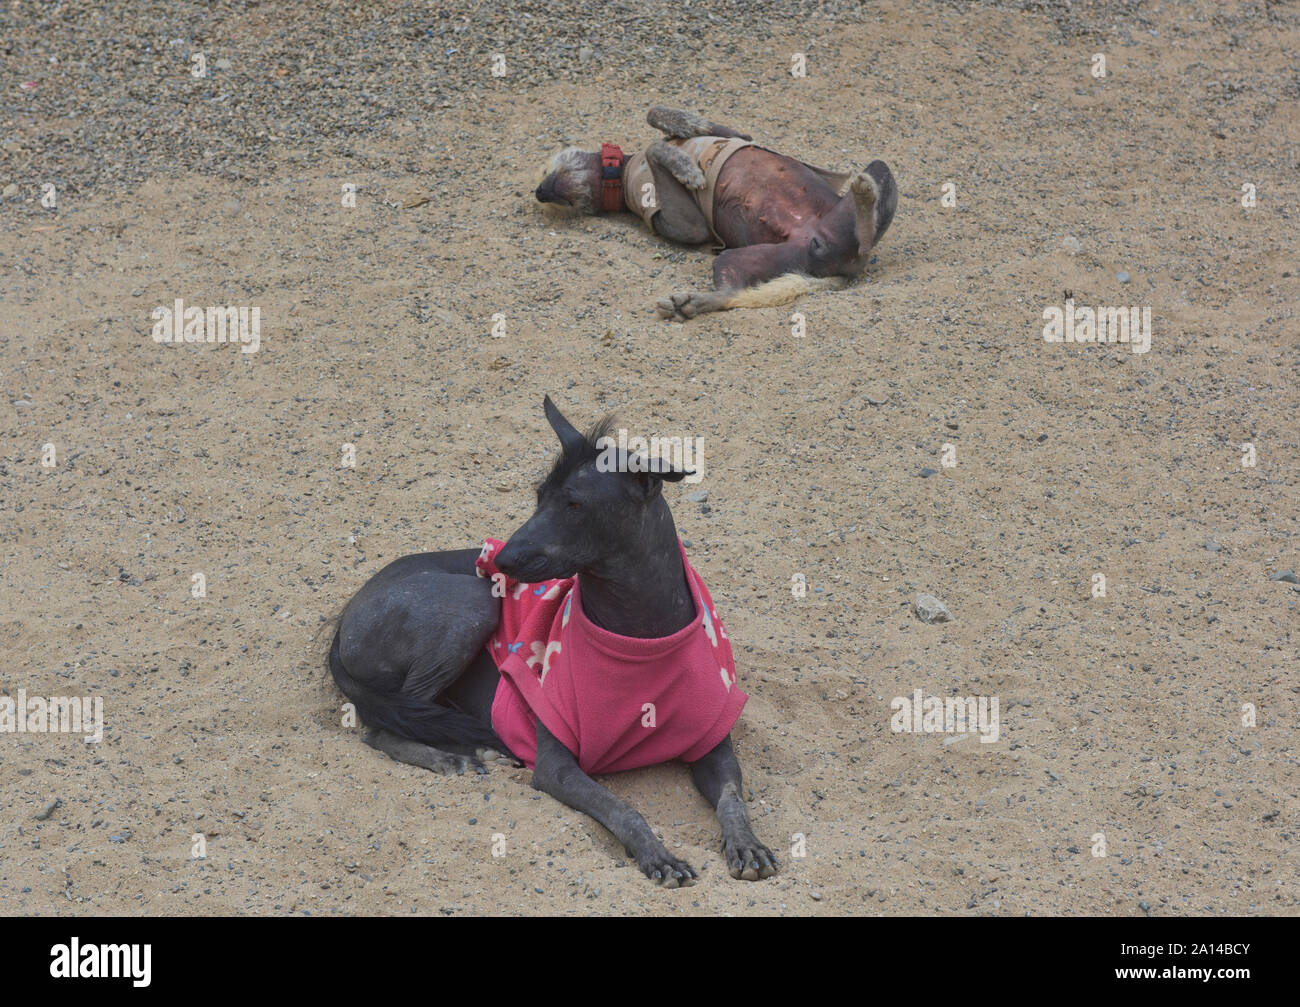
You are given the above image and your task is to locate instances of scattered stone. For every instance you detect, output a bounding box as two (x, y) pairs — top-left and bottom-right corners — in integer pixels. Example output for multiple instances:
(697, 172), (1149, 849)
(35, 798), (60, 821)
(214, 57), (233, 71)
(914, 593), (952, 623)
(1117, 270), (1130, 283)
(686, 490), (708, 503)
(1269, 569), (1298, 584)
(864, 387), (890, 405)
(1204, 540), (1222, 552)
(1, 182), (18, 199)
(919, 467), (938, 478)
(1063, 235), (1081, 254)
(809, 891), (822, 901)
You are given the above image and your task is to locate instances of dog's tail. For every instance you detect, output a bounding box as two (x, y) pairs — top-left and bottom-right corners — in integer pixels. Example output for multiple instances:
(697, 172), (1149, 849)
(327, 630), (506, 752)
(724, 272), (847, 309)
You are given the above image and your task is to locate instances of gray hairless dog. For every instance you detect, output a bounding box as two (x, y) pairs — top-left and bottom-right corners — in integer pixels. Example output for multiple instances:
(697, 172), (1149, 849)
(329, 398), (776, 887)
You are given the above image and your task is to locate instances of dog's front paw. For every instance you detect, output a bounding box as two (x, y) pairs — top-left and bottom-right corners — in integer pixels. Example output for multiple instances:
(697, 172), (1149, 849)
(674, 163), (706, 190)
(633, 846), (699, 888)
(723, 833), (779, 881)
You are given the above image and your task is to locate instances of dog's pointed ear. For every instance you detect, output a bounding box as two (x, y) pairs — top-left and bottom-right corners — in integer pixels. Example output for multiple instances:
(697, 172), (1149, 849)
(544, 395), (586, 457)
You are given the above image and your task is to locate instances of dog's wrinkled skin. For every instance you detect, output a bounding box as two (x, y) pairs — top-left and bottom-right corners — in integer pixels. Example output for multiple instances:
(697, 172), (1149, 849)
(535, 106), (897, 319)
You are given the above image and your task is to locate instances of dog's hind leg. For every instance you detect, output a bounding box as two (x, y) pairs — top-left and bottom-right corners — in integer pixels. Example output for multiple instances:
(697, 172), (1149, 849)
(655, 241), (845, 320)
(847, 160), (898, 253)
(647, 106), (752, 141)
(332, 557), (512, 769)
(364, 728), (486, 775)
(690, 735), (778, 881)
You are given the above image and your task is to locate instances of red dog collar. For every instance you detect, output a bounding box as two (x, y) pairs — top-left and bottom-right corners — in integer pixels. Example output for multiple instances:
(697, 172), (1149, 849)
(600, 142), (624, 212)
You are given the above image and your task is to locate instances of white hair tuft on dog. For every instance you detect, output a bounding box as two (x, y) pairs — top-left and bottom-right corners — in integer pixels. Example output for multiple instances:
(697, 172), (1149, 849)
(536, 147), (598, 216)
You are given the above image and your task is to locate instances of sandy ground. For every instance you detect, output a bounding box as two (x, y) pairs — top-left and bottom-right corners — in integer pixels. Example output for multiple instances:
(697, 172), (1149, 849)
(1, 0), (1298, 916)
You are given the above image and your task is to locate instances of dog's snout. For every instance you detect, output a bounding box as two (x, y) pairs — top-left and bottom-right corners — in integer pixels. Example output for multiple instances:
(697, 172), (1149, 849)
(494, 541), (523, 575)
(495, 538), (546, 579)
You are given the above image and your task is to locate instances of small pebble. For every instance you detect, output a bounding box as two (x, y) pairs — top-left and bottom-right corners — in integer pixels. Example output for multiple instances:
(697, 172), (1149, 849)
(914, 593), (952, 623)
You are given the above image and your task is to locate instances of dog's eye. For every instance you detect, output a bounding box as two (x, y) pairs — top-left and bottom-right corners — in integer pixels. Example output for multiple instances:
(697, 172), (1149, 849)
(568, 500), (583, 510)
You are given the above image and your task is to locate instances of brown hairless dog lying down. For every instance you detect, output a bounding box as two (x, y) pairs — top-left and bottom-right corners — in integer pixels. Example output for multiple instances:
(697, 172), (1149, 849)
(534, 106), (897, 320)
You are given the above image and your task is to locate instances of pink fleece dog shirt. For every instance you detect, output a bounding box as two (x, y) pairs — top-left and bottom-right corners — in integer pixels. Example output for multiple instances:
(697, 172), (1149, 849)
(475, 538), (747, 775)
